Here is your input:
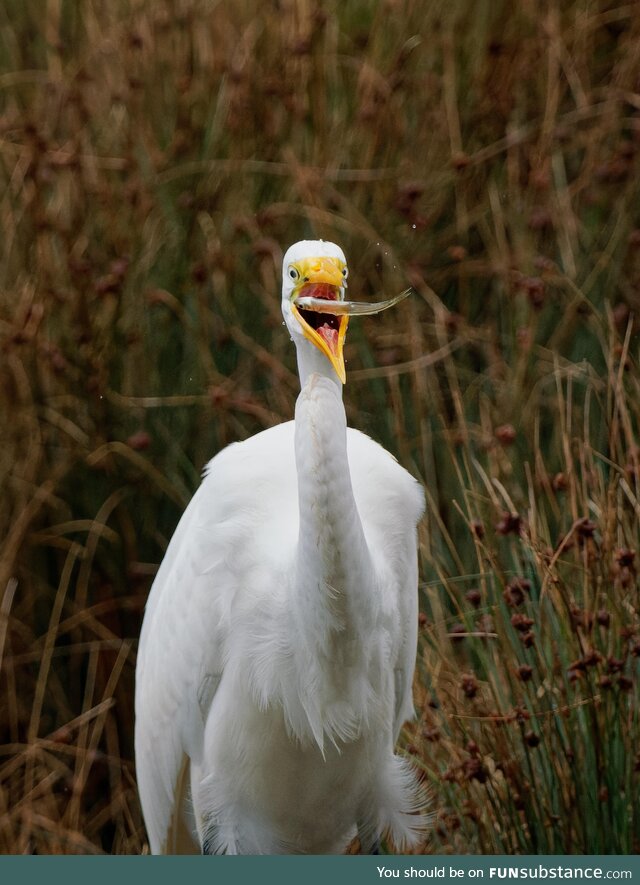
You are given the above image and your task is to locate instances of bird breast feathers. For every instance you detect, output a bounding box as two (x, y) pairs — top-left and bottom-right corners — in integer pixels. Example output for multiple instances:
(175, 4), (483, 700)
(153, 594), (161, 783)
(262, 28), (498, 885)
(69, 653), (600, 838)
(200, 421), (424, 571)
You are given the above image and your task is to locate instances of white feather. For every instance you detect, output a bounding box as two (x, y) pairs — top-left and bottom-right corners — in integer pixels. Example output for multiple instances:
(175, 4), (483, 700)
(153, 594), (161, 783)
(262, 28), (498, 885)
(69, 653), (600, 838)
(135, 240), (427, 854)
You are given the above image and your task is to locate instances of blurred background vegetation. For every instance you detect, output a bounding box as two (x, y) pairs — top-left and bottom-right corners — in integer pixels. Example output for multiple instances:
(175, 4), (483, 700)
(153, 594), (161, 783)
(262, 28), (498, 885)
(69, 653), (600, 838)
(1, 0), (639, 855)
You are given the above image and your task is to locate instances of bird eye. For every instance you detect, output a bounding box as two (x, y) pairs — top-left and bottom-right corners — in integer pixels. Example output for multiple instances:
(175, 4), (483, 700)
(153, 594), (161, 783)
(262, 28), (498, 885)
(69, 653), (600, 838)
(342, 267), (349, 280)
(288, 267), (299, 281)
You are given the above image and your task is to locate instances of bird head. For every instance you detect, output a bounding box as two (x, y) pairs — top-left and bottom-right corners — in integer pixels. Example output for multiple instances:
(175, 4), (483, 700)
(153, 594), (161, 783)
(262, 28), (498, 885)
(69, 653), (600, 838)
(282, 240), (349, 383)
(282, 239), (410, 385)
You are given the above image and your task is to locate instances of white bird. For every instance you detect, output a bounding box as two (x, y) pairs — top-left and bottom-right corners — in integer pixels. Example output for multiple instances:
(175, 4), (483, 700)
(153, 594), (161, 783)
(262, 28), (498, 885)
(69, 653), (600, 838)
(135, 239), (427, 855)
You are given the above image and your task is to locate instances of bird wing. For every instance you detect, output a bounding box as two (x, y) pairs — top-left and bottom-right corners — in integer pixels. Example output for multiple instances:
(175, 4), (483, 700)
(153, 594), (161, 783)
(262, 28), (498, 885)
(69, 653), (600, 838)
(346, 428), (425, 738)
(135, 421), (298, 853)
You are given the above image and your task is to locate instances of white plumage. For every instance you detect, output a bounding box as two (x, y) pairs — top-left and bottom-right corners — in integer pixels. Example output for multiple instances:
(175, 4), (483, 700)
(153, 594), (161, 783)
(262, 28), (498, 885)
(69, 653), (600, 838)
(135, 240), (427, 854)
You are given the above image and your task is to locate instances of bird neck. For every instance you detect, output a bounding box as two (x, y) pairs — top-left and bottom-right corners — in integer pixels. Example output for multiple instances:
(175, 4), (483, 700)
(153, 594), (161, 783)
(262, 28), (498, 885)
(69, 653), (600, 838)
(293, 372), (373, 641)
(295, 338), (343, 388)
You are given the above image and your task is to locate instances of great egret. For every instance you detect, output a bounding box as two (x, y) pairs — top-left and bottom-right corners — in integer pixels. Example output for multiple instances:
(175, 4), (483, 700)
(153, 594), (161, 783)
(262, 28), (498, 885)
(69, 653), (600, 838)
(135, 240), (426, 854)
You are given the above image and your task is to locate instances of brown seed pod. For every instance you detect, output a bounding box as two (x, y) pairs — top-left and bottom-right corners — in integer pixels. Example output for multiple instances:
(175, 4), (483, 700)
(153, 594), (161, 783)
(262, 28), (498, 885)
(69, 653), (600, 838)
(511, 613), (534, 632)
(463, 757), (488, 783)
(496, 512), (521, 535)
(461, 673), (479, 698)
(607, 656), (625, 674)
(582, 649), (603, 668)
(614, 548), (635, 567)
(552, 473), (568, 492)
(517, 664), (533, 682)
(470, 520), (485, 540)
(465, 588), (482, 607)
(576, 518), (597, 539)
(495, 424), (517, 445)
(450, 623), (467, 642)
(504, 577), (531, 607)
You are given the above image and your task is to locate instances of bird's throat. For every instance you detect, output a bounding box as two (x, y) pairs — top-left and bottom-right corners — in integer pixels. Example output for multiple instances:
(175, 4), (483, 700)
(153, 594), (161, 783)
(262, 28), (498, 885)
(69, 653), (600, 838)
(293, 374), (372, 630)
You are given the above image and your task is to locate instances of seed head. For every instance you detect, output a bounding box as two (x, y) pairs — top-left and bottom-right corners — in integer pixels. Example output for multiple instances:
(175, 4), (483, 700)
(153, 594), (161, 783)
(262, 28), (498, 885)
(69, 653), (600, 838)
(465, 588), (482, 607)
(520, 630), (535, 648)
(511, 613), (534, 632)
(614, 548), (635, 567)
(463, 757), (488, 783)
(504, 577), (531, 607)
(461, 673), (479, 698)
(496, 512), (521, 535)
(450, 623), (467, 642)
(495, 424), (517, 446)
(552, 472), (568, 492)
(470, 520), (485, 540)
(517, 664), (533, 682)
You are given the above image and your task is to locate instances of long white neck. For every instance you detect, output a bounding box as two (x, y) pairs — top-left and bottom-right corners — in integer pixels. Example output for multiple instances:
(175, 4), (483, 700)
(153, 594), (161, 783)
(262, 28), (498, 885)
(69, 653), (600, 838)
(292, 369), (376, 732)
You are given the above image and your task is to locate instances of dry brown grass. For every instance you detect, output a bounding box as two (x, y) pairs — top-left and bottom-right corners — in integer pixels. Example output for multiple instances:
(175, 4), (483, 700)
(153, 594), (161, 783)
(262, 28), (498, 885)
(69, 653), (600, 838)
(1, 0), (639, 854)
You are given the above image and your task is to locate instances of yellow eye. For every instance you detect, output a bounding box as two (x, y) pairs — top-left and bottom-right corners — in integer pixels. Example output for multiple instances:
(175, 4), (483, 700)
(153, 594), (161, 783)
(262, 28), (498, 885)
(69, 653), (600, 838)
(288, 266), (300, 281)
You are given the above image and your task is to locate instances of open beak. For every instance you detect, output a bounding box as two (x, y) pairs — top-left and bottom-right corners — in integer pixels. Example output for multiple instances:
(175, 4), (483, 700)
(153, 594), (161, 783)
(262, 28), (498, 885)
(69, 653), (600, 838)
(291, 256), (411, 384)
(290, 257), (349, 384)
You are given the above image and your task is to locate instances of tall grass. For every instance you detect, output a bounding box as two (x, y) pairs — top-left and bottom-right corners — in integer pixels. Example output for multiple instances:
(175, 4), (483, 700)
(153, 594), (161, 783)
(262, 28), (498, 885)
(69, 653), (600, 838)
(414, 320), (640, 853)
(0, 0), (638, 853)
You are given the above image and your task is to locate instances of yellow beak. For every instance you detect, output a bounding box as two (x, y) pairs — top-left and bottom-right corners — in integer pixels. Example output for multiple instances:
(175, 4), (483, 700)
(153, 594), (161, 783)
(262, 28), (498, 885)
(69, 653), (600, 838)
(296, 256), (344, 289)
(291, 256), (348, 384)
